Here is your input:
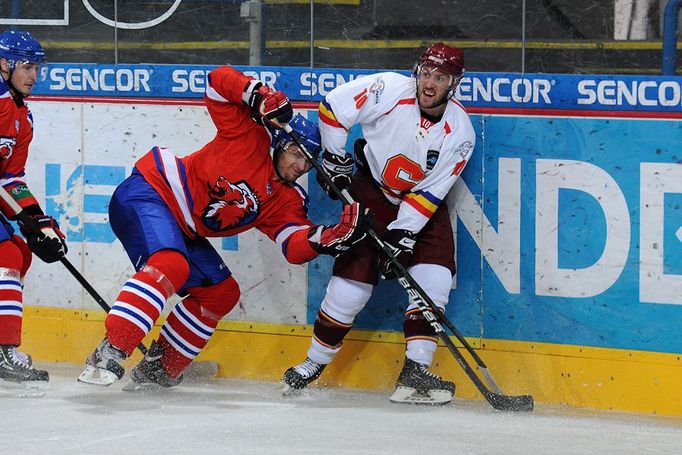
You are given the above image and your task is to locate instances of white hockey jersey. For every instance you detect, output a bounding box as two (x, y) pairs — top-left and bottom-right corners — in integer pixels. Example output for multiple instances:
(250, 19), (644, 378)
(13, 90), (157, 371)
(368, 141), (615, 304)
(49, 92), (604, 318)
(318, 71), (476, 234)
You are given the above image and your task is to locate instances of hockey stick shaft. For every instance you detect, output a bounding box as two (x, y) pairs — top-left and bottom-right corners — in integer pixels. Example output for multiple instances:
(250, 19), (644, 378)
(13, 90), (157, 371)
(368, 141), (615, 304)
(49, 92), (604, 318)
(0, 186), (148, 356)
(284, 124), (533, 411)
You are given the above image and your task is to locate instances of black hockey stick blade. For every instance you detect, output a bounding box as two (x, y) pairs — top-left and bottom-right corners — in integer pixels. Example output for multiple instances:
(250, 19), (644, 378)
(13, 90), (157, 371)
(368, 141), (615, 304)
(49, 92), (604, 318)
(487, 391), (534, 412)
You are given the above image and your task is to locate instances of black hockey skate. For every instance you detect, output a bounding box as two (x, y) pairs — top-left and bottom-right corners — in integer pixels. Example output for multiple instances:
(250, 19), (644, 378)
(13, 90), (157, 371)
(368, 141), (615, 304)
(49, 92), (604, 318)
(0, 345), (49, 383)
(78, 338), (127, 386)
(389, 357), (455, 405)
(123, 341), (182, 392)
(282, 357), (326, 394)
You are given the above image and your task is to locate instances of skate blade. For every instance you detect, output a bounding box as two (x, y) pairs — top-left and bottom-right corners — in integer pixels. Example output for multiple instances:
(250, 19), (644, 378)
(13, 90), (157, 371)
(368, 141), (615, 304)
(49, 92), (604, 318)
(183, 360), (219, 382)
(121, 380), (164, 393)
(389, 386), (452, 406)
(77, 365), (119, 386)
(0, 378), (48, 398)
(281, 383), (302, 397)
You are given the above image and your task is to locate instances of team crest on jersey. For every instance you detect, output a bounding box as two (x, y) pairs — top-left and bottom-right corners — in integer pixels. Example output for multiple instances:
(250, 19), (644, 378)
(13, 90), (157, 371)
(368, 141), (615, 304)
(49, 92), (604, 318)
(0, 136), (16, 160)
(426, 150), (439, 171)
(455, 141), (474, 160)
(201, 176), (259, 232)
(369, 77), (385, 104)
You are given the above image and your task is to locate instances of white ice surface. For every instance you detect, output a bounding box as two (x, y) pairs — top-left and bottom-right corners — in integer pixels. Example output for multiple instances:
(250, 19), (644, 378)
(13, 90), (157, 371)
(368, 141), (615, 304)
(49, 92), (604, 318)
(1, 363), (681, 455)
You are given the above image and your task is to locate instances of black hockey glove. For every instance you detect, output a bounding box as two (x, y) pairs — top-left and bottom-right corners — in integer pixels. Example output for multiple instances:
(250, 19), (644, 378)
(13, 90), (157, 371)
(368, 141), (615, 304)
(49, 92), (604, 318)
(19, 214), (68, 264)
(379, 229), (416, 280)
(246, 83), (293, 127)
(316, 149), (354, 200)
(309, 202), (372, 257)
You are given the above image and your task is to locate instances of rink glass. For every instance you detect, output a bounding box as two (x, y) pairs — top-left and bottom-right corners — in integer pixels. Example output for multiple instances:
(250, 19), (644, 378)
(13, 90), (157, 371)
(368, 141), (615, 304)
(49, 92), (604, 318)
(1, 0), (675, 74)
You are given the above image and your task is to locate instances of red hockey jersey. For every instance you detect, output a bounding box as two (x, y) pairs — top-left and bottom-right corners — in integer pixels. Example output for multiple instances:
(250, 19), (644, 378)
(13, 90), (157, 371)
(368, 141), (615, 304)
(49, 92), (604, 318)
(134, 66), (317, 263)
(0, 78), (39, 217)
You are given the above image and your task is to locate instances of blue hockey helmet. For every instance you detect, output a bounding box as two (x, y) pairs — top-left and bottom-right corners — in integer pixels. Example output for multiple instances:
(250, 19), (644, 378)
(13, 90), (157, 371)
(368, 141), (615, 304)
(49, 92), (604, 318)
(272, 114), (322, 159)
(0, 30), (46, 70)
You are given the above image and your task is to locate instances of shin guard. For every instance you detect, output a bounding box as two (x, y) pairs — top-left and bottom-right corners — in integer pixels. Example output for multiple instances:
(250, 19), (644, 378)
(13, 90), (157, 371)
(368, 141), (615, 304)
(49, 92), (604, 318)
(0, 267), (22, 346)
(0, 239), (25, 346)
(105, 254), (186, 355)
(158, 276), (240, 378)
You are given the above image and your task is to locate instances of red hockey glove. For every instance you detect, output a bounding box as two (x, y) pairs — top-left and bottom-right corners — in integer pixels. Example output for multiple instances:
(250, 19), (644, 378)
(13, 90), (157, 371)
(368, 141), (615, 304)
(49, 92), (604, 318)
(247, 84), (293, 127)
(19, 214), (68, 263)
(316, 149), (354, 200)
(379, 229), (416, 280)
(309, 202), (372, 257)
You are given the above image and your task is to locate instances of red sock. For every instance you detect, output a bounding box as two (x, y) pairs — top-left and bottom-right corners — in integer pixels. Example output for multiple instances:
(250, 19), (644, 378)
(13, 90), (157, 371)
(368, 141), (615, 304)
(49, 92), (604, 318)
(0, 240), (25, 345)
(106, 250), (189, 355)
(158, 276), (240, 377)
(158, 297), (219, 377)
(106, 269), (170, 355)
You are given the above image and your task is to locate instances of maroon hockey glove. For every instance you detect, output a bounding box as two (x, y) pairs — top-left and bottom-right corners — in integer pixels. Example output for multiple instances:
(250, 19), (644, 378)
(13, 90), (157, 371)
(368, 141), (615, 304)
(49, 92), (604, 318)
(247, 84), (293, 127)
(379, 229), (416, 280)
(316, 149), (354, 200)
(309, 202), (371, 257)
(19, 214), (68, 263)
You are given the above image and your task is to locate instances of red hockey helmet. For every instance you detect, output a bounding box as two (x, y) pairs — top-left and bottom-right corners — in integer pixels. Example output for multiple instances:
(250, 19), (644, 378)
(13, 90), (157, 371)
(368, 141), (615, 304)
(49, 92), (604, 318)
(413, 42), (465, 100)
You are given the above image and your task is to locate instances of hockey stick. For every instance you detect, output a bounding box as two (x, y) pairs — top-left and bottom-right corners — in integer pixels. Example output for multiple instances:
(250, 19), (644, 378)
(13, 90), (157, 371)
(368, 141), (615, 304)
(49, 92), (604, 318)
(284, 124), (533, 412)
(0, 186), (150, 356)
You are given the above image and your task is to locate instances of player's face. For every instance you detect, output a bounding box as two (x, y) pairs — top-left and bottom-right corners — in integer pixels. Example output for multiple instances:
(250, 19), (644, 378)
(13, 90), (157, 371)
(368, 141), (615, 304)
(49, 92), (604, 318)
(417, 66), (452, 115)
(10, 61), (40, 97)
(276, 143), (312, 182)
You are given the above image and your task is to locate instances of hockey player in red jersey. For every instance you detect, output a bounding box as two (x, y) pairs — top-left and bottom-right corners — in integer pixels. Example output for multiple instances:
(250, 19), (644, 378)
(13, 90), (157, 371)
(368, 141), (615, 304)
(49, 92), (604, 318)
(284, 43), (476, 405)
(0, 30), (68, 387)
(78, 65), (371, 388)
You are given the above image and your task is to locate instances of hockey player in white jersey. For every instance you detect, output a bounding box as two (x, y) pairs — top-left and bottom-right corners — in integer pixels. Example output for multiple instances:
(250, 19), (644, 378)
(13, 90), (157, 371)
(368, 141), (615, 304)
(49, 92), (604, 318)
(283, 43), (476, 405)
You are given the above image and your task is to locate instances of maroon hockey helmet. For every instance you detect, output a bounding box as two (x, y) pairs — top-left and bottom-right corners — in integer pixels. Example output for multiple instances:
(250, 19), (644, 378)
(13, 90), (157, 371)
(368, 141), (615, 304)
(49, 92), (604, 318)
(413, 42), (465, 100)
(416, 42), (464, 78)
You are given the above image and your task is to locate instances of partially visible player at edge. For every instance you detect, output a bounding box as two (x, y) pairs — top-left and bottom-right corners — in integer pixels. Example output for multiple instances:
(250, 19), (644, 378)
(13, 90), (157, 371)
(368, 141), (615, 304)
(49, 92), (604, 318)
(78, 65), (371, 388)
(0, 30), (68, 388)
(283, 43), (476, 405)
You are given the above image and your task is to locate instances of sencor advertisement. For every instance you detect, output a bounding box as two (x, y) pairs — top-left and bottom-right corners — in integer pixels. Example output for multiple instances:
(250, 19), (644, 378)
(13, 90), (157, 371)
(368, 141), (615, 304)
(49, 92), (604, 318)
(35, 63), (682, 113)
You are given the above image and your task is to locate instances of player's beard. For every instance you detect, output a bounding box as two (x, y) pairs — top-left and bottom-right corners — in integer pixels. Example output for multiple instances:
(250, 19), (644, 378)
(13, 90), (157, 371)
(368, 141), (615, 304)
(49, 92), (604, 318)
(417, 84), (449, 110)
